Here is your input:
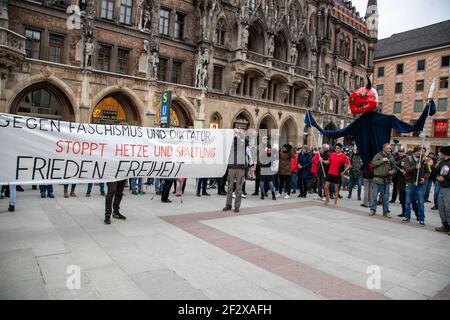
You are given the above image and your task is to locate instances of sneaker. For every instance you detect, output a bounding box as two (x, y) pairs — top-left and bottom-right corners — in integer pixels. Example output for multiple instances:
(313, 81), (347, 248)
(41, 193), (46, 198)
(113, 212), (126, 220)
(360, 204), (368, 208)
(369, 210), (376, 216)
(398, 213), (405, 217)
(104, 217), (111, 225)
(16, 186), (24, 192)
(202, 192), (211, 196)
(196, 193), (201, 197)
(222, 206), (232, 211)
(402, 218), (410, 223)
(8, 205), (15, 212)
(218, 191), (227, 196)
(48, 194), (54, 199)
(251, 192), (259, 196)
(161, 199), (172, 203)
(425, 200), (431, 203)
(357, 197), (362, 201)
(275, 192), (281, 198)
(435, 226), (449, 233)
(389, 200), (395, 203)
(242, 194), (247, 198)
(431, 206), (438, 210)
(284, 195), (290, 199)
(383, 212), (392, 219)
(86, 192), (91, 197)
(64, 190), (69, 198)
(419, 221), (425, 226)
(132, 191), (138, 195)
(70, 192), (77, 197)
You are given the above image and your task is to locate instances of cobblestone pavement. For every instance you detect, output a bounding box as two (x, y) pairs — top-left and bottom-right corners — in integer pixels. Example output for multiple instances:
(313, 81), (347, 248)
(1, 182), (449, 300)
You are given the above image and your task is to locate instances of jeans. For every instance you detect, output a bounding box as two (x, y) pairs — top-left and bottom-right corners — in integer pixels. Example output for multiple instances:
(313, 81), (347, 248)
(424, 179), (433, 201)
(87, 183), (105, 194)
(434, 181), (441, 207)
(260, 180), (275, 194)
(405, 183), (426, 222)
(197, 178), (208, 194)
(2, 185), (16, 206)
(370, 183), (390, 213)
(348, 176), (363, 200)
(290, 173), (298, 192)
(130, 178), (143, 193)
(154, 178), (164, 193)
(39, 185), (53, 196)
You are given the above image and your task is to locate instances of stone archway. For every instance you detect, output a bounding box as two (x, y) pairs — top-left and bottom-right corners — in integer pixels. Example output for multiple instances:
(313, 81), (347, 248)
(232, 109), (254, 130)
(154, 98), (194, 128)
(92, 92), (142, 126)
(323, 122), (337, 146)
(280, 117), (298, 146)
(210, 111), (222, 128)
(10, 81), (75, 121)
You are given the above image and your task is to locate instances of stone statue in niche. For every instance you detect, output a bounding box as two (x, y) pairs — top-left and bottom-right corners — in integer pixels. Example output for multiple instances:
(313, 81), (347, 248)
(195, 48), (210, 89)
(290, 45), (298, 65)
(84, 37), (94, 68)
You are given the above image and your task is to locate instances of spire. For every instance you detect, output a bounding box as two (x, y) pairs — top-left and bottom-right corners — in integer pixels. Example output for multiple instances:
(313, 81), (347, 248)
(365, 0), (378, 38)
(365, 0), (377, 19)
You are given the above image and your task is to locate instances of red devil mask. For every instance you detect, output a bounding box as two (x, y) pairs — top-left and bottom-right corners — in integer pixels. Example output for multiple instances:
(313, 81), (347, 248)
(346, 77), (379, 115)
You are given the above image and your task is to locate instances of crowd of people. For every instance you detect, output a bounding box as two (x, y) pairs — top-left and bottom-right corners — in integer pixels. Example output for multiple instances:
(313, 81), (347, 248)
(1, 132), (449, 235)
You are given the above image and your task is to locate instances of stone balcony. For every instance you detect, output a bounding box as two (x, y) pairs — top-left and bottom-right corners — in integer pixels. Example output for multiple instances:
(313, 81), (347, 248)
(0, 27), (26, 73)
(240, 50), (313, 81)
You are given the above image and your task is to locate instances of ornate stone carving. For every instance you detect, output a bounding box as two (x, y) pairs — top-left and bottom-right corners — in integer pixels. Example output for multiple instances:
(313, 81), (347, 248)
(241, 24), (249, 49)
(40, 65), (53, 79)
(195, 47), (209, 89)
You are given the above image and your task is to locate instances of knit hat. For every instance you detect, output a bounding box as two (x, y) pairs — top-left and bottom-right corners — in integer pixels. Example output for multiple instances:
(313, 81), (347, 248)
(440, 146), (450, 156)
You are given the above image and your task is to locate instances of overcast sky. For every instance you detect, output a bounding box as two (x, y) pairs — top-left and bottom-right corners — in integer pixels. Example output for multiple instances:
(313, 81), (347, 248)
(350, 0), (450, 39)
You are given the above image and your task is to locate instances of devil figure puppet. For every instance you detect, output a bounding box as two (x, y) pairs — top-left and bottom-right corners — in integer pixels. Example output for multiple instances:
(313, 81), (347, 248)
(305, 77), (436, 168)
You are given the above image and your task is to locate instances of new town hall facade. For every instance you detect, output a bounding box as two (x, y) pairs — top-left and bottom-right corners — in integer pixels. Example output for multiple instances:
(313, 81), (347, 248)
(0, 0), (377, 146)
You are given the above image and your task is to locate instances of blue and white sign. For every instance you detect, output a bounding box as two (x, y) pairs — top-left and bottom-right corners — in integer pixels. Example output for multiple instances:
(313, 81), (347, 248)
(161, 91), (172, 128)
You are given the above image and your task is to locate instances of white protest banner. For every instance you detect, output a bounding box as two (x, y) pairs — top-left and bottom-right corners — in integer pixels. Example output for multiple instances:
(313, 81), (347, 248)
(0, 113), (234, 185)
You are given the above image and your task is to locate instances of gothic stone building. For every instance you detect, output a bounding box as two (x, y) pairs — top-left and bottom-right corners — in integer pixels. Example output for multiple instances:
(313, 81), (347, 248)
(0, 0), (377, 147)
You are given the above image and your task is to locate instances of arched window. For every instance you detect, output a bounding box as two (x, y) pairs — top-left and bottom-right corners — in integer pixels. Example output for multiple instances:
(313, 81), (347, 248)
(215, 19), (226, 46)
(274, 33), (288, 62)
(12, 83), (74, 121)
(248, 23), (265, 54)
(338, 33), (346, 57)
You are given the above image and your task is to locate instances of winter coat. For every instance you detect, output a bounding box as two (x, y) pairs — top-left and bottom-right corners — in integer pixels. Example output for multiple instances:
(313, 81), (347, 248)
(297, 152), (312, 179)
(279, 149), (294, 176)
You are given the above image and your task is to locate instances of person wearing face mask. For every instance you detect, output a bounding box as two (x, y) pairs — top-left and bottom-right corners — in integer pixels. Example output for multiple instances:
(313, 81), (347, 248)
(402, 146), (433, 225)
(259, 145), (277, 200)
(433, 146), (450, 235)
(223, 129), (247, 213)
(369, 143), (398, 218)
(278, 144), (295, 199)
(347, 148), (363, 200)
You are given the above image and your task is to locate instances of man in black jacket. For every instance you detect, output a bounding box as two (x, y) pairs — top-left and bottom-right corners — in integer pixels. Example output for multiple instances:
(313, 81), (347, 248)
(434, 146), (450, 235)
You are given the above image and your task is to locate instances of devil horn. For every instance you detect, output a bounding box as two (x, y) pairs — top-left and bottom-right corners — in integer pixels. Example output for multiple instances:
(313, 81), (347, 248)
(343, 87), (351, 96)
(366, 76), (372, 90)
